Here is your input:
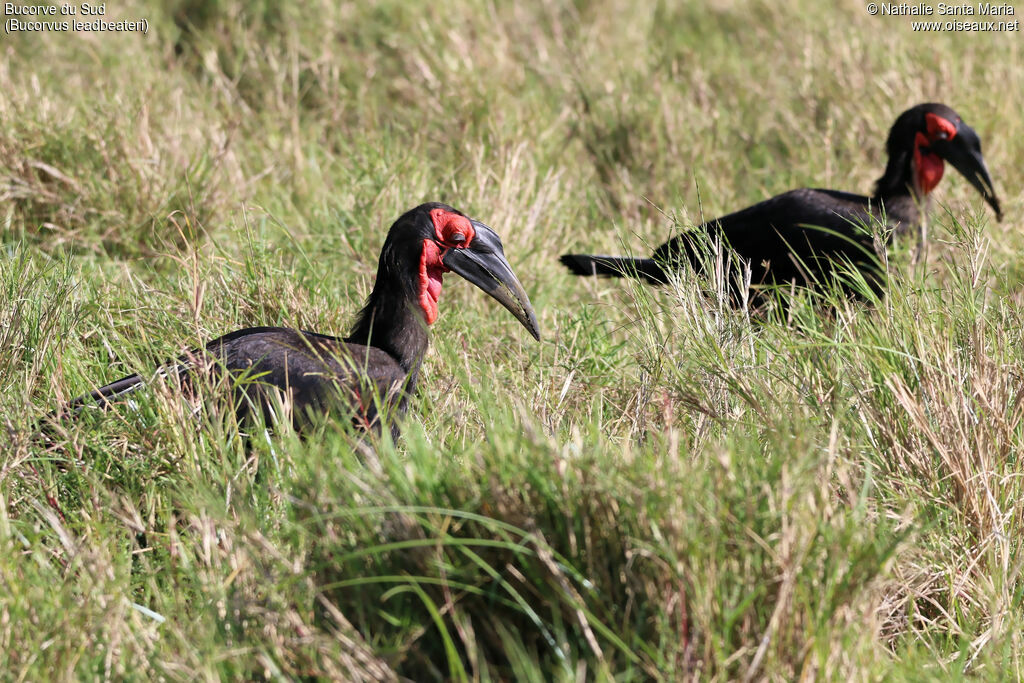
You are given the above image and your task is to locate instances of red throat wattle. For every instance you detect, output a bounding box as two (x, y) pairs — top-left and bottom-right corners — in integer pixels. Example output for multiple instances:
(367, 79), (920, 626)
(914, 131), (945, 195)
(419, 239), (447, 324)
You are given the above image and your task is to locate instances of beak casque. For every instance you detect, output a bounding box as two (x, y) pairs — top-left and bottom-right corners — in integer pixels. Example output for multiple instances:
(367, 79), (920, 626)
(441, 221), (541, 341)
(932, 121), (1002, 221)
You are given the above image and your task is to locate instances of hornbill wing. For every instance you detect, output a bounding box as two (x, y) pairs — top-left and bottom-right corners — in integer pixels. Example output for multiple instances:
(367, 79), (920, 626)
(57, 327), (410, 431)
(651, 189), (884, 294)
(563, 189), (883, 287)
(653, 189), (882, 287)
(213, 328), (410, 428)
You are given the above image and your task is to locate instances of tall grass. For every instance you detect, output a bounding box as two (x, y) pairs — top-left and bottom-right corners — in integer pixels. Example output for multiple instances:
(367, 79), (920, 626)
(2, 0), (1023, 679)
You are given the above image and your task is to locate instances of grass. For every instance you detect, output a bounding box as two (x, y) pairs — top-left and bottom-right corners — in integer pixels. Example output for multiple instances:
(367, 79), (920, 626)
(2, 0), (1023, 679)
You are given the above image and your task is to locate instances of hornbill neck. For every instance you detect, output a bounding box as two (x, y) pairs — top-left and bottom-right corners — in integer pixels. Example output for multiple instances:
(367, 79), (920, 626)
(874, 154), (918, 201)
(872, 147), (925, 231)
(345, 258), (430, 389)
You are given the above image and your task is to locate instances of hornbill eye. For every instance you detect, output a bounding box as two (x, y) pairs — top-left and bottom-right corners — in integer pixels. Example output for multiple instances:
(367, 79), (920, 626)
(429, 207), (476, 248)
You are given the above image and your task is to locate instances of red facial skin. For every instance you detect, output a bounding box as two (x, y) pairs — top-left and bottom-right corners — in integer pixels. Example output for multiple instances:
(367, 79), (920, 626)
(429, 208), (475, 247)
(418, 209), (477, 324)
(914, 112), (958, 195)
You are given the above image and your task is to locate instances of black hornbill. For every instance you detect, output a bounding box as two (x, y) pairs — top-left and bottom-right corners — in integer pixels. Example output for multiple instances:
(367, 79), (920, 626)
(561, 103), (1002, 298)
(56, 203), (540, 437)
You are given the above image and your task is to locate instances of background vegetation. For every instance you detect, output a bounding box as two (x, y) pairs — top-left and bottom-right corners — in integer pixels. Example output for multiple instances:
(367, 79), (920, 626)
(2, 0), (1023, 679)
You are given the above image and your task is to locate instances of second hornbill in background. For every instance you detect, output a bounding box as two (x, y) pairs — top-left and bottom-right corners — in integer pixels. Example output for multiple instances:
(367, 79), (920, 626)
(56, 203), (540, 437)
(561, 103), (1002, 299)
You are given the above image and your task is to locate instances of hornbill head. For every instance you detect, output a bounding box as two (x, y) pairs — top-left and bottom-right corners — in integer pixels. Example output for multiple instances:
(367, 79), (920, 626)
(389, 202), (540, 340)
(884, 103), (1001, 221)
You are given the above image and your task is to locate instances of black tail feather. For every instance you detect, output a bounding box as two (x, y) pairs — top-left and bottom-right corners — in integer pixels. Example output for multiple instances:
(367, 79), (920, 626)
(59, 356), (200, 418)
(559, 254), (667, 284)
(31, 372), (145, 447)
(35, 362), (196, 447)
(63, 373), (147, 414)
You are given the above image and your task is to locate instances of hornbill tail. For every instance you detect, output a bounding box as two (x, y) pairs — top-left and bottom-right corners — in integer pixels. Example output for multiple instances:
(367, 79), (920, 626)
(66, 373), (146, 413)
(559, 254), (668, 284)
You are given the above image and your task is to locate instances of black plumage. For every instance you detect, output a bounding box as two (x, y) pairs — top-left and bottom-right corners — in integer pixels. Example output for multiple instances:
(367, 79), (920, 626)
(561, 103), (1002, 298)
(56, 203), (540, 437)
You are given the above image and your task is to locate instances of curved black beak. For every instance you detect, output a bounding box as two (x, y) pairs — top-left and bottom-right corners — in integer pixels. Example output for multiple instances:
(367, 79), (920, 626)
(932, 121), (1002, 221)
(441, 221), (541, 340)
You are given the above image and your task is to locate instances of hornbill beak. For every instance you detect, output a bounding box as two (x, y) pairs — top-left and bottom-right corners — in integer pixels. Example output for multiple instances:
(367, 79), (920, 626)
(442, 221), (541, 340)
(932, 121), (1002, 221)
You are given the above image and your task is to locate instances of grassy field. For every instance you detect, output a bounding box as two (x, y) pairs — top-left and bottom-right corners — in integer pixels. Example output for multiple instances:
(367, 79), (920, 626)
(3, 0), (1024, 679)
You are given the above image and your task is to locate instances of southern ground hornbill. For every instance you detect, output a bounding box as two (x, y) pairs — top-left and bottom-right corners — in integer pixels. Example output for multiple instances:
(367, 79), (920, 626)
(55, 203), (540, 438)
(561, 103), (1002, 300)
